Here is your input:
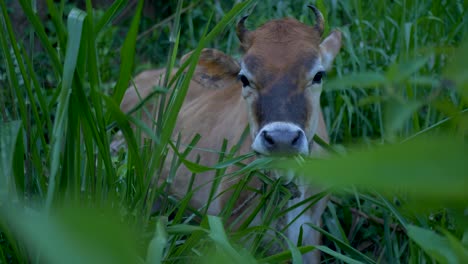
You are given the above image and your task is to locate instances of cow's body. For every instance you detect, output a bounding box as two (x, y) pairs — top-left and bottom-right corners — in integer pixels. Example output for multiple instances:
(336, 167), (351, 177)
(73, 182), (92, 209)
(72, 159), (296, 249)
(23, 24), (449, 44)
(120, 7), (341, 263)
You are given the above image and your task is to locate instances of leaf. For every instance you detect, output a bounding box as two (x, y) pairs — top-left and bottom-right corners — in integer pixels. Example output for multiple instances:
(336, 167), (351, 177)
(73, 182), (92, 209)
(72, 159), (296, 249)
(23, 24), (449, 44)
(308, 224), (375, 264)
(281, 232), (304, 264)
(207, 216), (256, 264)
(444, 38), (468, 92)
(315, 245), (364, 264)
(384, 99), (422, 137)
(407, 225), (458, 264)
(146, 217), (168, 264)
(17, 0), (62, 75)
(111, 0), (144, 105)
(272, 136), (468, 202)
(208, 216), (244, 261)
(258, 246), (315, 263)
(180, 152), (255, 174)
(0, 121), (22, 200)
(443, 230), (468, 263)
(46, 8), (87, 209)
(1, 205), (141, 264)
(166, 224), (208, 235)
(101, 94), (143, 177)
(386, 57), (429, 83)
(95, 0), (128, 33)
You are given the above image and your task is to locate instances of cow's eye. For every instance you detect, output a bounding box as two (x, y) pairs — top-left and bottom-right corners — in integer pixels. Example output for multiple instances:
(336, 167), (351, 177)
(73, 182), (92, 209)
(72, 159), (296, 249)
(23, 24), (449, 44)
(238, 74), (251, 87)
(312, 71), (326, 84)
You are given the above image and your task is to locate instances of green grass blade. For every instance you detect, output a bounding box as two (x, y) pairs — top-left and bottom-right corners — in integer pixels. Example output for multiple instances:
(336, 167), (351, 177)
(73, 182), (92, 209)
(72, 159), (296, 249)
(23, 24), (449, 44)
(376, 193), (409, 230)
(444, 230), (468, 263)
(444, 38), (468, 99)
(17, 0), (62, 76)
(207, 216), (256, 263)
(258, 246), (315, 263)
(45, 0), (67, 50)
(146, 217), (168, 263)
(2, 205), (141, 264)
(0, 1), (29, 127)
(273, 136), (468, 202)
(308, 224), (376, 264)
(111, 0), (144, 105)
(407, 225), (458, 263)
(95, 0), (128, 33)
(316, 245), (364, 264)
(163, 0), (183, 86)
(46, 8), (87, 209)
(0, 121), (22, 200)
(101, 94), (143, 180)
(21, 45), (53, 140)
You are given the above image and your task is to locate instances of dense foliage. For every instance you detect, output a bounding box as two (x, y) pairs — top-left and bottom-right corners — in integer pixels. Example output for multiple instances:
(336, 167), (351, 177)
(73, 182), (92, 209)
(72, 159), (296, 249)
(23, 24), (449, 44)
(1, 0), (467, 263)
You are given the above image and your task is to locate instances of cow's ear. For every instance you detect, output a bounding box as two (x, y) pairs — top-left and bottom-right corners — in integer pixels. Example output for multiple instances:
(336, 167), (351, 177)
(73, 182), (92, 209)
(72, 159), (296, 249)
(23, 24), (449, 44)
(181, 48), (240, 89)
(320, 30), (342, 70)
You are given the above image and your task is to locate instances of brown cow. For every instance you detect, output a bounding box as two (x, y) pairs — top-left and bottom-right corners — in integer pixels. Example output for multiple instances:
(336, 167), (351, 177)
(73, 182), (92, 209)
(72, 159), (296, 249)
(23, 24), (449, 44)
(120, 6), (341, 263)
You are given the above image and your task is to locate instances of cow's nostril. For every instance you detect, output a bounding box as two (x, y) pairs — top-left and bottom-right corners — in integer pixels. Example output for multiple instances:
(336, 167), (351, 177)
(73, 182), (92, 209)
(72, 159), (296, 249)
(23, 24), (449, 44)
(291, 130), (302, 146)
(262, 130), (275, 145)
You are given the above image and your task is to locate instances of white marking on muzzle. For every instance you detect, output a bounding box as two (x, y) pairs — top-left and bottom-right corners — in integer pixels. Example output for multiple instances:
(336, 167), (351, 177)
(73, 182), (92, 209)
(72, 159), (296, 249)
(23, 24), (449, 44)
(252, 122), (309, 156)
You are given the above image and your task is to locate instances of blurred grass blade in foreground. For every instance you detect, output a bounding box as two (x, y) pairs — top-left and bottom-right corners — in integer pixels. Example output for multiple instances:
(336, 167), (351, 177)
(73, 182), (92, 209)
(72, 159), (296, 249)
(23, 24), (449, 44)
(273, 136), (468, 202)
(1, 205), (140, 264)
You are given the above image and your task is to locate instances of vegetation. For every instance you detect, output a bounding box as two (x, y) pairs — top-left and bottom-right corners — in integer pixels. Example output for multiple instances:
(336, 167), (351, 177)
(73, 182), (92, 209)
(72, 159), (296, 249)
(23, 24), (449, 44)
(1, 0), (467, 263)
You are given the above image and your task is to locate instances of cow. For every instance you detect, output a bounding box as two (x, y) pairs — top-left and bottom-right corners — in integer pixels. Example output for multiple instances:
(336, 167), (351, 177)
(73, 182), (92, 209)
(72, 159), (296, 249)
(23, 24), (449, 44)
(119, 5), (341, 263)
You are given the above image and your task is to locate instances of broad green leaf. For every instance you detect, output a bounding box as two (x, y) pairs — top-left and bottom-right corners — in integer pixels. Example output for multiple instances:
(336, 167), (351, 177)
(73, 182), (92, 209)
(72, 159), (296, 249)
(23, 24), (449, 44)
(407, 225), (458, 264)
(146, 217), (168, 264)
(1, 205), (140, 264)
(281, 232), (304, 264)
(272, 136), (468, 202)
(207, 216), (256, 263)
(444, 230), (468, 263)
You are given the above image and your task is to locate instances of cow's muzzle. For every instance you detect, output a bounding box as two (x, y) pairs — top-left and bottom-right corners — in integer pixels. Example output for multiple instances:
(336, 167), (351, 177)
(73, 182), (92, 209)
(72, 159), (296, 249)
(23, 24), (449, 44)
(252, 122), (309, 156)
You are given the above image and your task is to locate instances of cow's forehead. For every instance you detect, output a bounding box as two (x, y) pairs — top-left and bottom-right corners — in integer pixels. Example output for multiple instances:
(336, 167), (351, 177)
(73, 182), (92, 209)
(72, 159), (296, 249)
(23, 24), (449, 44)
(240, 18), (323, 87)
(252, 18), (321, 44)
(246, 19), (321, 61)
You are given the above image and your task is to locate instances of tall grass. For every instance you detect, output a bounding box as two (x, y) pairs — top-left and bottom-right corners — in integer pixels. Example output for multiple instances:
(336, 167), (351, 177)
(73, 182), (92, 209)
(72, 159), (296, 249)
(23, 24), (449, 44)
(0, 0), (467, 263)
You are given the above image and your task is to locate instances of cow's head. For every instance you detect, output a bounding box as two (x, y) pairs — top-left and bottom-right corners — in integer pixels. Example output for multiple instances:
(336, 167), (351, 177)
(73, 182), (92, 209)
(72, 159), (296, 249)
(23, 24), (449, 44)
(236, 6), (341, 156)
(187, 6), (341, 156)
